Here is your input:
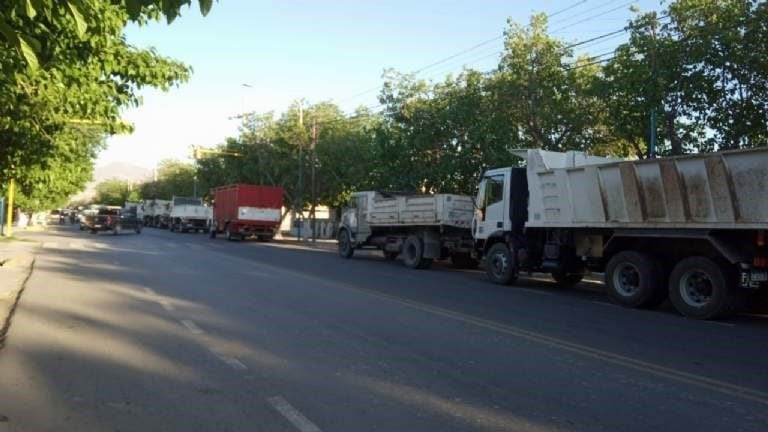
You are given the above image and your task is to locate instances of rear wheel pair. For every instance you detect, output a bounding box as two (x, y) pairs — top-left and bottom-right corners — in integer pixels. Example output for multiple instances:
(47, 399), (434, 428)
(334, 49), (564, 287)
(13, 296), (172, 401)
(605, 251), (743, 319)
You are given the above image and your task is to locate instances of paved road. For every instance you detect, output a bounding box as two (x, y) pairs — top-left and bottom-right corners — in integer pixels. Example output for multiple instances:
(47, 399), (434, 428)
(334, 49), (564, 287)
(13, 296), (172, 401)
(0, 225), (766, 432)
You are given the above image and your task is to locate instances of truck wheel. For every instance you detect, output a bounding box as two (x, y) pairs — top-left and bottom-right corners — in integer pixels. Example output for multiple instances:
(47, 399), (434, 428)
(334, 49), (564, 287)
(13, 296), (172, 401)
(225, 229), (239, 241)
(552, 271), (583, 288)
(135, 226), (142, 234)
(668, 257), (743, 319)
(485, 243), (517, 284)
(338, 229), (354, 258)
(209, 227), (217, 239)
(451, 253), (478, 269)
(403, 235), (433, 269)
(605, 251), (665, 308)
(113, 225), (121, 236)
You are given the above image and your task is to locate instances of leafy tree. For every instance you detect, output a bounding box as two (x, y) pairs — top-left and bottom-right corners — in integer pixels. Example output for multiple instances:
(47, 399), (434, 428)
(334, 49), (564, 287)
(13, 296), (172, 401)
(94, 178), (140, 206)
(0, 0), (213, 215)
(139, 159), (195, 199)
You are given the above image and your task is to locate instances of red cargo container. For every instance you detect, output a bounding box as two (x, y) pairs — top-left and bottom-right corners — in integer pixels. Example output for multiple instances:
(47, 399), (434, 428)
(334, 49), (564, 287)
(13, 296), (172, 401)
(210, 184), (284, 241)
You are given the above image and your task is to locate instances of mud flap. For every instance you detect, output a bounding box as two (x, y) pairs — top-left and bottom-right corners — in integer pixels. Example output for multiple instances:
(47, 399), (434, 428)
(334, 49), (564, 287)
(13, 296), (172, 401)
(422, 230), (442, 259)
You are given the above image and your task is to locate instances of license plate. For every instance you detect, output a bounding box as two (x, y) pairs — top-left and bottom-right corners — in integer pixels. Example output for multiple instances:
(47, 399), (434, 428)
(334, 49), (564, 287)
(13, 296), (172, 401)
(753, 271), (768, 282)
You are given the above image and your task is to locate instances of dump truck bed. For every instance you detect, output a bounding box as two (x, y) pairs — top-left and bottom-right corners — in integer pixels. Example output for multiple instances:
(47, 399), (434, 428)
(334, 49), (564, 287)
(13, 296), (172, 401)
(366, 193), (473, 229)
(516, 148), (768, 229)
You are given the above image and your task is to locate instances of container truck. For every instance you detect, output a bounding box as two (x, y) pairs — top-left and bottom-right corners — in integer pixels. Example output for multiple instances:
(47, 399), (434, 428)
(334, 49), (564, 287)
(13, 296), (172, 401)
(339, 148), (768, 319)
(142, 199), (170, 228)
(169, 196), (211, 233)
(209, 184), (283, 241)
(338, 192), (477, 268)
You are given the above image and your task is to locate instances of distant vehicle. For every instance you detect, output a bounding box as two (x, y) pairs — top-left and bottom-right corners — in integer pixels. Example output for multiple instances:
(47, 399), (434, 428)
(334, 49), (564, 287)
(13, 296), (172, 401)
(209, 184), (283, 241)
(142, 199), (171, 228)
(82, 206), (142, 235)
(169, 196), (211, 233)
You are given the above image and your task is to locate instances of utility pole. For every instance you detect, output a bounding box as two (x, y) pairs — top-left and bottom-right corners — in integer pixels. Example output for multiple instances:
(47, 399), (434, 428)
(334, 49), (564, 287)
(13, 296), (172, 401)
(310, 117), (318, 243)
(649, 12), (658, 158)
(4, 177), (14, 237)
(297, 101), (304, 241)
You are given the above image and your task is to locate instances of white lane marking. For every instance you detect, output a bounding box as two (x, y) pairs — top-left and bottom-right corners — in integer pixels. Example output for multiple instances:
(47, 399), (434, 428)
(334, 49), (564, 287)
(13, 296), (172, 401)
(209, 349), (248, 370)
(159, 299), (175, 311)
(180, 319), (204, 334)
(513, 287), (554, 296)
(143, 287), (157, 296)
(267, 396), (322, 432)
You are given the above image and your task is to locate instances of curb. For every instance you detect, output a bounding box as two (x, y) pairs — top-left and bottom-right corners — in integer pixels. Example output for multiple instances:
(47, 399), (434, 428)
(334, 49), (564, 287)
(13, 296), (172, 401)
(0, 257), (35, 350)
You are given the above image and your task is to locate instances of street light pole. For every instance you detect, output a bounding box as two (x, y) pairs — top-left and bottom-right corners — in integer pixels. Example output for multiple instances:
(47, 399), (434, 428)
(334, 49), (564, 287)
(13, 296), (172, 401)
(297, 100), (304, 241)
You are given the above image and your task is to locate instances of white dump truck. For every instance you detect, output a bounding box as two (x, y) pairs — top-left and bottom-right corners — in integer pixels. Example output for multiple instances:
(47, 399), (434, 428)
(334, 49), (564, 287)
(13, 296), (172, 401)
(338, 192), (477, 268)
(340, 148), (768, 319)
(142, 199), (171, 228)
(169, 196), (212, 233)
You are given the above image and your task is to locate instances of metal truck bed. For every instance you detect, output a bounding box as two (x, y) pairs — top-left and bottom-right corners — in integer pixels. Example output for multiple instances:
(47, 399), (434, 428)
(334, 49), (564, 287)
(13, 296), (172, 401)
(366, 193), (473, 228)
(515, 148), (768, 229)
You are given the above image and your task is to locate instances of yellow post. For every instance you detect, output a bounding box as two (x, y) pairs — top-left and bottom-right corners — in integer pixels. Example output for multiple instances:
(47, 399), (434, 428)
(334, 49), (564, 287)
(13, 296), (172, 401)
(5, 178), (14, 237)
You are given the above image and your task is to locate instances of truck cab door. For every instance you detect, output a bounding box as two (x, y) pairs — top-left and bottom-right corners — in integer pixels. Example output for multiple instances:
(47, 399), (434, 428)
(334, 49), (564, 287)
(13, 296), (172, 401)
(473, 172), (508, 240)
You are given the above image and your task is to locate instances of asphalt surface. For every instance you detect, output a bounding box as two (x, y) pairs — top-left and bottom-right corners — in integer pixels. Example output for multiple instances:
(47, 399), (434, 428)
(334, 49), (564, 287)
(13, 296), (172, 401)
(0, 225), (766, 432)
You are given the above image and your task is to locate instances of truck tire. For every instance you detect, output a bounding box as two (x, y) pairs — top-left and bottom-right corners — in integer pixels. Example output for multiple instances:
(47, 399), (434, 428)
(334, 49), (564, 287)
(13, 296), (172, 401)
(225, 228), (239, 241)
(403, 235), (433, 269)
(485, 243), (517, 284)
(209, 227), (217, 239)
(113, 225), (121, 236)
(552, 271), (583, 288)
(135, 226), (142, 234)
(668, 256), (743, 320)
(605, 251), (665, 308)
(451, 252), (478, 269)
(338, 229), (354, 258)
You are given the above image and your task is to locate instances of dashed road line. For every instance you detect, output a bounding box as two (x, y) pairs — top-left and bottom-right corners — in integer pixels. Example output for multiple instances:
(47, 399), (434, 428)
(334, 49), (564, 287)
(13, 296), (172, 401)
(180, 319), (204, 334)
(209, 349), (248, 370)
(267, 396), (322, 432)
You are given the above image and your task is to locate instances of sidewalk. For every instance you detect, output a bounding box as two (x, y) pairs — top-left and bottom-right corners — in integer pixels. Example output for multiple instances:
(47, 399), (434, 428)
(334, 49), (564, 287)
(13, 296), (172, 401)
(0, 238), (38, 347)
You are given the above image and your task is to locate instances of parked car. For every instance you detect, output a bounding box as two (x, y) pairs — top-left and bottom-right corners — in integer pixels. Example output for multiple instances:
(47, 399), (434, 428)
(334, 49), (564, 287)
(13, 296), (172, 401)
(82, 206), (143, 235)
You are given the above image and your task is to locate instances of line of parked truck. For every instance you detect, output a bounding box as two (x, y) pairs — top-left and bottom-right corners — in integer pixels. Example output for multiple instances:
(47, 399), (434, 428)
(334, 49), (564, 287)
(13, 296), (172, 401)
(76, 147), (767, 320)
(337, 148), (768, 320)
(138, 185), (285, 241)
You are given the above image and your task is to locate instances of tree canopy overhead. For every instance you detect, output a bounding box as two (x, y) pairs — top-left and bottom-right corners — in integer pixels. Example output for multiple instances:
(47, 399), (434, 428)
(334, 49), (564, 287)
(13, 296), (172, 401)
(0, 0), (215, 211)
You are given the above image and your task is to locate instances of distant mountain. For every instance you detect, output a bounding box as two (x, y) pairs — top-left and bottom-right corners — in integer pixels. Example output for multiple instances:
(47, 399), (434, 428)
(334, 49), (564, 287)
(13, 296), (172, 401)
(70, 162), (154, 203)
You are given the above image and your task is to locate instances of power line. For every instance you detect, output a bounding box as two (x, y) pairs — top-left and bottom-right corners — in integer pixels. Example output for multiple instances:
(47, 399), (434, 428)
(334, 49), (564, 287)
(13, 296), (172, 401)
(336, 0), (590, 104)
(552, 1), (637, 34)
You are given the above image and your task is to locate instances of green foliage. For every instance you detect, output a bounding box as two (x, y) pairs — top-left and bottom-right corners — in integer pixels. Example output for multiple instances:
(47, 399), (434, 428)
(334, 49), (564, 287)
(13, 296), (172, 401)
(139, 159), (195, 199)
(94, 178), (140, 206)
(0, 0), (214, 212)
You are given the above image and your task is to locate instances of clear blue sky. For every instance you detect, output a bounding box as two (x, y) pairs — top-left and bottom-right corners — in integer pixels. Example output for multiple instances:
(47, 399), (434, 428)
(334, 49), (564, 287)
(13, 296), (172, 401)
(101, 0), (661, 168)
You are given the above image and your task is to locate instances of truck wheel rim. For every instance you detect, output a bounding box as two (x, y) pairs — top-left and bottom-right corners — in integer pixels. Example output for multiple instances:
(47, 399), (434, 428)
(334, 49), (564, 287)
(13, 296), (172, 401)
(613, 263), (640, 297)
(491, 251), (508, 277)
(679, 269), (713, 307)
